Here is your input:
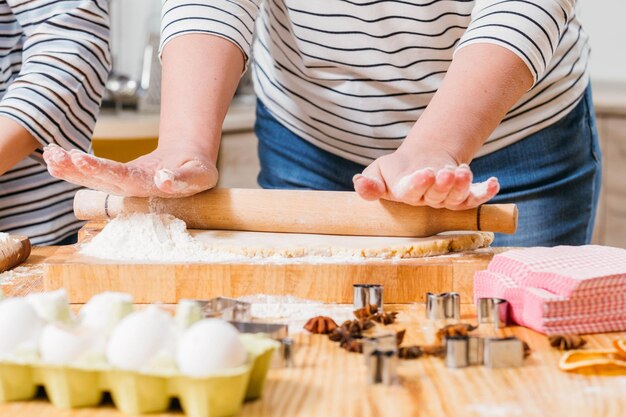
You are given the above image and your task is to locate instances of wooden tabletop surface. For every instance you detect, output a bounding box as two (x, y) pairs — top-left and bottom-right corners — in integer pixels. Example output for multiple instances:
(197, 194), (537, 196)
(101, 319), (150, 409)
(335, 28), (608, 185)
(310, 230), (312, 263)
(1, 247), (625, 417)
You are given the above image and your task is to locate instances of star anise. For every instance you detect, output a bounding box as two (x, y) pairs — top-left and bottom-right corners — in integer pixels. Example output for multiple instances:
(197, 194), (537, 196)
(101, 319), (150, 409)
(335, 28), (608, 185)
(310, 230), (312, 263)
(354, 304), (379, 320)
(548, 334), (587, 350)
(522, 340), (532, 358)
(328, 327), (350, 343)
(395, 329), (406, 346)
(372, 311), (399, 325)
(398, 346), (423, 360)
(341, 338), (363, 353)
(436, 323), (478, 344)
(342, 319), (375, 338)
(304, 316), (338, 334)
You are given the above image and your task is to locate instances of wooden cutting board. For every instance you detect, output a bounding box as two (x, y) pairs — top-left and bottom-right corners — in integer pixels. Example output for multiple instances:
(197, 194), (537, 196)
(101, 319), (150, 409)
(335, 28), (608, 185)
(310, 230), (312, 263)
(42, 223), (500, 304)
(0, 235), (31, 273)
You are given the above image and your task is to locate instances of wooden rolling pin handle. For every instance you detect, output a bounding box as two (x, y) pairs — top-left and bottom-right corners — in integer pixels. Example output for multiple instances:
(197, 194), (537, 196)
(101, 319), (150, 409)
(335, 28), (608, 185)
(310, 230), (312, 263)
(74, 189), (518, 236)
(478, 204), (518, 235)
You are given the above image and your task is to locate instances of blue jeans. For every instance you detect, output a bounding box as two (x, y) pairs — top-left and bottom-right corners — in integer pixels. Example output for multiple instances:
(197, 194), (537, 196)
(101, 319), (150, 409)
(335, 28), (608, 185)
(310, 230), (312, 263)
(255, 86), (601, 247)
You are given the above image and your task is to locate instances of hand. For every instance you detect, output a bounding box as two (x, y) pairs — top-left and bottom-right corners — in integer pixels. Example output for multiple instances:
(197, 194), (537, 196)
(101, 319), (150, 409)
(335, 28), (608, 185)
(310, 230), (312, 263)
(352, 145), (499, 210)
(43, 143), (218, 198)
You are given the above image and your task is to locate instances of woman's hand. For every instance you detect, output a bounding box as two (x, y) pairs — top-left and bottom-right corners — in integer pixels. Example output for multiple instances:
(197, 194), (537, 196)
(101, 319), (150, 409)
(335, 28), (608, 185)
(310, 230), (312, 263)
(44, 143), (218, 198)
(353, 143), (499, 210)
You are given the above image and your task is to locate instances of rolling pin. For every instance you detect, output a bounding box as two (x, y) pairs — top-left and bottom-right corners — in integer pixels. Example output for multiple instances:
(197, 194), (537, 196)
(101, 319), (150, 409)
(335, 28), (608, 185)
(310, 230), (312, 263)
(74, 188), (517, 237)
(0, 235), (31, 273)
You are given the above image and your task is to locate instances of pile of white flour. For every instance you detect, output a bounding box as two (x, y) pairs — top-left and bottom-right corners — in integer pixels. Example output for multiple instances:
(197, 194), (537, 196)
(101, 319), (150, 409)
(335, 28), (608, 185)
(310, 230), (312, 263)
(81, 214), (242, 263)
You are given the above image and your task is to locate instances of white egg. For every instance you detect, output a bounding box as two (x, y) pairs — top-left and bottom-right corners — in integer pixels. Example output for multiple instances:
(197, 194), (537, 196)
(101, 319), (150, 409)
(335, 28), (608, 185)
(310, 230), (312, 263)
(0, 298), (44, 359)
(79, 292), (133, 333)
(106, 306), (175, 371)
(27, 289), (72, 324)
(39, 324), (98, 365)
(176, 319), (247, 377)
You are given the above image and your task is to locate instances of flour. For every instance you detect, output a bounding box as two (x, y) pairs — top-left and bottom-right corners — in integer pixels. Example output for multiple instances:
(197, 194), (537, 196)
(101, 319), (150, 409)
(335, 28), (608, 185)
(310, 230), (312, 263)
(154, 169), (188, 193)
(237, 294), (354, 333)
(470, 180), (491, 199)
(80, 214), (240, 263)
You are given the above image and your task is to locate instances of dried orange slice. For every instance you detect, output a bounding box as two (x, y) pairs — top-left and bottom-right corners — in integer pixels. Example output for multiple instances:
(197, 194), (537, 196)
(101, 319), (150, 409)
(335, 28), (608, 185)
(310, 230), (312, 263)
(613, 339), (626, 359)
(559, 349), (626, 375)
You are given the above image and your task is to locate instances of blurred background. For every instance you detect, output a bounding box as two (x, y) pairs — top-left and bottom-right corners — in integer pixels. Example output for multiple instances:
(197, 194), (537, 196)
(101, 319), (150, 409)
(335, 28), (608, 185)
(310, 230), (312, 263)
(99, 0), (626, 247)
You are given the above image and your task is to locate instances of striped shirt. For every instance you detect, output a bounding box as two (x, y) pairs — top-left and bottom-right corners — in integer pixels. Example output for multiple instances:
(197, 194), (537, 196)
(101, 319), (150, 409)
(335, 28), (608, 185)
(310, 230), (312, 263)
(0, 0), (110, 245)
(162, 0), (589, 165)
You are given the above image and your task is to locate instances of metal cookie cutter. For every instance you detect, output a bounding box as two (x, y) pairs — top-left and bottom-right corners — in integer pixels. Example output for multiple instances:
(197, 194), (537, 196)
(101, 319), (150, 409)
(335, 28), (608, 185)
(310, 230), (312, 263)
(363, 334), (398, 385)
(483, 337), (525, 368)
(425, 292), (461, 321)
(353, 284), (383, 310)
(445, 336), (484, 368)
(477, 298), (510, 329)
(229, 321), (293, 368)
(279, 337), (296, 368)
(199, 297), (252, 322)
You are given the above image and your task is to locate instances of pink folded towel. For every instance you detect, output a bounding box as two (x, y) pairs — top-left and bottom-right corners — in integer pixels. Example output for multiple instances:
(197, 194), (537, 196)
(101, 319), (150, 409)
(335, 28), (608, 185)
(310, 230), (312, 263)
(487, 245), (626, 298)
(474, 271), (626, 335)
(474, 245), (626, 335)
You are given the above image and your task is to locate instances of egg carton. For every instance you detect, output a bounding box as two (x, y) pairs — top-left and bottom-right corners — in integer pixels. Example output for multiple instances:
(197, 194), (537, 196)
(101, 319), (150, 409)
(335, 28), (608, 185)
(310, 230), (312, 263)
(0, 334), (278, 417)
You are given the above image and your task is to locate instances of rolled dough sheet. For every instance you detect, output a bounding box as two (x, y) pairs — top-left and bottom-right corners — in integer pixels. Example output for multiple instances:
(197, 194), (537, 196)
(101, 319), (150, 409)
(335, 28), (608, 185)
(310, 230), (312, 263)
(191, 230), (494, 259)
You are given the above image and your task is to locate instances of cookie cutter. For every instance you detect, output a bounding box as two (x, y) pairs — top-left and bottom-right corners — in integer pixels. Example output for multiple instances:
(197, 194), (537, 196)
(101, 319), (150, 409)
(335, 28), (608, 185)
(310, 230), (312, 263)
(353, 284), (384, 310)
(229, 321), (288, 340)
(444, 336), (524, 369)
(229, 321), (293, 368)
(363, 334), (398, 385)
(198, 297), (252, 322)
(279, 337), (296, 368)
(477, 298), (510, 329)
(445, 336), (484, 368)
(425, 292), (461, 321)
(362, 333), (396, 365)
(483, 337), (525, 368)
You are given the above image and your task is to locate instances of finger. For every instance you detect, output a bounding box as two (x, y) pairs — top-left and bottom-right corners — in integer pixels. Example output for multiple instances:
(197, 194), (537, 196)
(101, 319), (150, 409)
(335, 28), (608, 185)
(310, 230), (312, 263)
(69, 152), (127, 195)
(458, 177), (500, 209)
(43, 145), (87, 185)
(391, 168), (436, 205)
(70, 152), (152, 196)
(353, 162), (387, 201)
(154, 160), (218, 197)
(442, 164), (473, 207)
(423, 167), (456, 206)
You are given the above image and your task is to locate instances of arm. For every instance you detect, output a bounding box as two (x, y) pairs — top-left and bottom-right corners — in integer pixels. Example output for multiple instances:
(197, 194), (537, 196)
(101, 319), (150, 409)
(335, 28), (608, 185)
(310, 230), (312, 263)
(0, 118), (39, 175)
(0, 0), (111, 175)
(45, 0), (259, 197)
(355, 0), (574, 209)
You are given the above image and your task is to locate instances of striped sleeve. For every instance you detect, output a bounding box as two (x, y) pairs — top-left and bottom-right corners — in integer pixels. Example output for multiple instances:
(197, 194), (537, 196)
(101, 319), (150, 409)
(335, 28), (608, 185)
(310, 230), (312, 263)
(160, 0), (260, 69)
(0, 0), (111, 152)
(456, 0), (575, 84)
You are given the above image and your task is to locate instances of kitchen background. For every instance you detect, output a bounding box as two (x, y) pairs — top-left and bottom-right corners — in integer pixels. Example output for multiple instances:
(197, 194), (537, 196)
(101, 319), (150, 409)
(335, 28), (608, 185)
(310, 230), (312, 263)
(99, 1), (626, 248)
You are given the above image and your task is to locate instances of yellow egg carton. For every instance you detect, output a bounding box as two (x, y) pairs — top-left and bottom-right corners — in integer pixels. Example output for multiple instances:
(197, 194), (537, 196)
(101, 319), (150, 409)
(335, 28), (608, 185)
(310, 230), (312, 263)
(0, 334), (278, 417)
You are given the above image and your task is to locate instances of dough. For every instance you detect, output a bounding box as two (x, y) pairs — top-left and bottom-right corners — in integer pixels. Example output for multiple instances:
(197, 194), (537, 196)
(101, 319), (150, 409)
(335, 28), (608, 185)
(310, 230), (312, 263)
(80, 214), (494, 262)
(192, 230), (494, 259)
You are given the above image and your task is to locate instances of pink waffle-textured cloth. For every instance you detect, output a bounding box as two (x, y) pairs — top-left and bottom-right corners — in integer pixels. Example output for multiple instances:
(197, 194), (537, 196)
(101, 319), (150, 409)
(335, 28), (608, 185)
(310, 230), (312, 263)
(487, 245), (626, 298)
(474, 270), (626, 335)
(474, 271), (626, 318)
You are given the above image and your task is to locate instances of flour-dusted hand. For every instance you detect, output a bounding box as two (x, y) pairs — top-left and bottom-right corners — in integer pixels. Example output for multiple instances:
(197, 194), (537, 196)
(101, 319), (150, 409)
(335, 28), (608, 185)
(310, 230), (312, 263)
(353, 147), (499, 210)
(43, 144), (218, 198)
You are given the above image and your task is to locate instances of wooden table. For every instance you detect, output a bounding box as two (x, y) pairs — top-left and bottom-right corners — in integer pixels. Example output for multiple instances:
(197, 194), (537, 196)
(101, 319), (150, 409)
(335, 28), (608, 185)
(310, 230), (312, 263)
(1, 248), (625, 417)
